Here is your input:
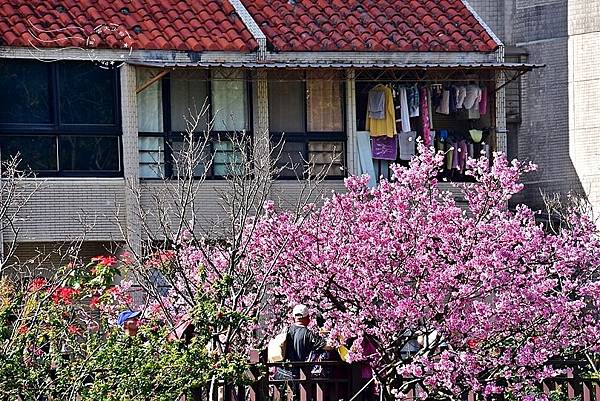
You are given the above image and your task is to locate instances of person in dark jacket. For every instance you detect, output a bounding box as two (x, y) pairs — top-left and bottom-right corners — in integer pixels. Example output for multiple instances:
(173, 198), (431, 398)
(274, 304), (332, 390)
(284, 304), (328, 362)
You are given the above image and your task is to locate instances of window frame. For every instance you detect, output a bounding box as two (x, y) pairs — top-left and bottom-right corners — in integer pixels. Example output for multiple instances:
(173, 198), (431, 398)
(0, 60), (122, 178)
(268, 71), (347, 180)
(137, 68), (254, 180)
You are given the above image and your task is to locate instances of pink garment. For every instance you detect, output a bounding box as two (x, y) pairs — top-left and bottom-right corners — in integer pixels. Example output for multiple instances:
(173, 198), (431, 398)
(419, 86), (431, 147)
(361, 339), (378, 379)
(479, 86), (488, 115)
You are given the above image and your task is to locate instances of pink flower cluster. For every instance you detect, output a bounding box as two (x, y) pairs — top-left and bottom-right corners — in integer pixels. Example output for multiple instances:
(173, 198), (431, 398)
(246, 145), (600, 398)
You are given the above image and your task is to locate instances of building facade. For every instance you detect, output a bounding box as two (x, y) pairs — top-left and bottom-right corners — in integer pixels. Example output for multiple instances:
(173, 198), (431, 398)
(0, 0), (537, 263)
(469, 0), (600, 215)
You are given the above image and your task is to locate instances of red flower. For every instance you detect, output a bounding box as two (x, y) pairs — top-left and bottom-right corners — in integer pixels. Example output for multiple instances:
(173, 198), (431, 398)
(89, 295), (100, 308)
(67, 324), (81, 336)
(18, 325), (29, 335)
(51, 287), (80, 305)
(467, 339), (479, 348)
(28, 277), (47, 292)
(92, 256), (117, 267)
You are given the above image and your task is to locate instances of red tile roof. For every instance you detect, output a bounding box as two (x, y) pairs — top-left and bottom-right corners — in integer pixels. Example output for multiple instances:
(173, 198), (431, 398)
(241, 0), (499, 52)
(0, 0), (258, 52)
(0, 0), (499, 54)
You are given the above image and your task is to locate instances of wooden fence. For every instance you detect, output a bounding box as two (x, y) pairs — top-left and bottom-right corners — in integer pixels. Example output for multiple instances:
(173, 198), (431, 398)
(198, 358), (600, 401)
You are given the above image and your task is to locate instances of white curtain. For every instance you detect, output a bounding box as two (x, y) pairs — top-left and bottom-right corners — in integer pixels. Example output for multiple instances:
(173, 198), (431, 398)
(136, 68), (163, 133)
(212, 69), (247, 132)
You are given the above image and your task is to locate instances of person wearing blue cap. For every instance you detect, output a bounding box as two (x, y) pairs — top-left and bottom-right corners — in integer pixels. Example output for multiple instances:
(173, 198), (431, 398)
(117, 310), (141, 336)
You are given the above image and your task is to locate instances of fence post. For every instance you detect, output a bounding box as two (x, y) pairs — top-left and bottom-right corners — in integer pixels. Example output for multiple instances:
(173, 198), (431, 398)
(248, 349), (268, 401)
(566, 369), (575, 399)
(299, 366), (311, 401)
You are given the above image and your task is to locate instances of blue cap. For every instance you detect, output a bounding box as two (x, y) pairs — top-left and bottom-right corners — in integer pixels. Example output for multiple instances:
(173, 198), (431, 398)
(117, 310), (141, 327)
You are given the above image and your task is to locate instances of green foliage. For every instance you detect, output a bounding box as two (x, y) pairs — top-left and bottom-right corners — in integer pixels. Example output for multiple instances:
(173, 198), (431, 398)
(0, 256), (251, 400)
(74, 328), (214, 401)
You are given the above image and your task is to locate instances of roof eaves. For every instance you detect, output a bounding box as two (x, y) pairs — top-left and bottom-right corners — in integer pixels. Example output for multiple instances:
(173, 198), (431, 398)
(460, 0), (503, 49)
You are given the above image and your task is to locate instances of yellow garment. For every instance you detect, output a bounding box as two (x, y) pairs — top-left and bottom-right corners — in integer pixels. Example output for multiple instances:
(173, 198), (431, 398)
(337, 345), (350, 362)
(366, 85), (396, 138)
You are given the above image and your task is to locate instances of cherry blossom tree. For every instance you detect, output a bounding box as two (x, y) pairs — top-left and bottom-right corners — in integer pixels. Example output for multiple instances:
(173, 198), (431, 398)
(247, 146), (600, 399)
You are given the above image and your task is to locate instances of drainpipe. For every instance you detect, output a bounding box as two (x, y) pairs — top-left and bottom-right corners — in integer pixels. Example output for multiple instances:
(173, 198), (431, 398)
(227, 0), (267, 61)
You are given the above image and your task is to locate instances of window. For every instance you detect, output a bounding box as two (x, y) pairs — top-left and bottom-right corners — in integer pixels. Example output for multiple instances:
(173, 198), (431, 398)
(137, 68), (251, 179)
(0, 136), (57, 172)
(170, 69), (209, 132)
(139, 136), (165, 179)
(59, 136), (120, 172)
(213, 140), (246, 176)
(269, 72), (305, 133)
(268, 71), (346, 179)
(170, 139), (209, 178)
(212, 69), (248, 132)
(0, 60), (121, 177)
(59, 61), (117, 125)
(0, 60), (51, 124)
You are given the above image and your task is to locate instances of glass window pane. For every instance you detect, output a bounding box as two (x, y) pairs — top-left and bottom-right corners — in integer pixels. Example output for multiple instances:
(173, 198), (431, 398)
(170, 139), (210, 178)
(0, 135), (57, 171)
(137, 68), (164, 133)
(308, 141), (344, 177)
(59, 136), (120, 171)
(212, 69), (247, 132)
(272, 140), (305, 178)
(0, 60), (51, 124)
(170, 70), (209, 132)
(59, 62), (116, 125)
(307, 73), (343, 132)
(139, 137), (164, 179)
(268, 72), (305, 133)
(213, 141), (246, 176)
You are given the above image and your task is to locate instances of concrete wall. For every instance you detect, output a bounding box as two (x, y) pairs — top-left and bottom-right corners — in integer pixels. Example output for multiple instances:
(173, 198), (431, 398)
(137, 180), (348, 239)
(8, 179), (126, 242)
(466, 0), (507, 42)
(470, 0), (600, 214)
(512, 0), (600, 212)
(8, 241), (123, 272)
(568, 0), (600, 214)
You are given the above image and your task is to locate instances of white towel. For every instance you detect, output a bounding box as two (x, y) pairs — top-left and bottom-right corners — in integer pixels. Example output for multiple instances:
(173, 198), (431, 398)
(463, 84), (482, 109)
(399, 87), (411, 132)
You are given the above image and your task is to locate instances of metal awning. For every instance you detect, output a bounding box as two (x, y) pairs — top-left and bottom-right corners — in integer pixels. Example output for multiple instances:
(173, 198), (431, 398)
(130, 60), (543, 71)
(133, 61), (543, 93)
